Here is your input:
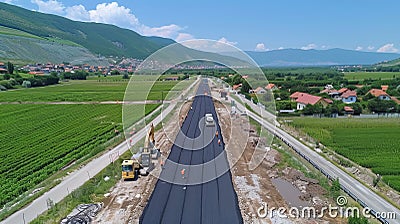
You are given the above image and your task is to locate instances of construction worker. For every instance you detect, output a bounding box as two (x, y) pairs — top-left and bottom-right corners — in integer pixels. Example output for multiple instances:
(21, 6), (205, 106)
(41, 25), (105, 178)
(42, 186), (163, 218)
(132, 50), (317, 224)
(215, 131), (219, 137)
(218, 139), (221, 145)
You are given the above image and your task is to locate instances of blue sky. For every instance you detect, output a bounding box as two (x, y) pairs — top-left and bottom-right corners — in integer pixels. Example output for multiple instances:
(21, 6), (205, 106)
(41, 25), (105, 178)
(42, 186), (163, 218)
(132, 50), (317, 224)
(2, 0), (400, 53)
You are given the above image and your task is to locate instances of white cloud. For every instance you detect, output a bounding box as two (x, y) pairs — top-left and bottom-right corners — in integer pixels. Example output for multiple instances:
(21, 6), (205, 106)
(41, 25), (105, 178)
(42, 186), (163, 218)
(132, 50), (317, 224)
(255, 43), (268, 51)
(217, 37), (237, 46)
(31, 1), (192, 41)
(88, 2), (140, 30)
(31, 0), (65, 15)
(377, 43), (399, 53)
(175, 33), (194, 42)
(278, 47), (284, 50)
(367, 46), (375, 51)
(355, 46), (363, 51)
(301, 43), (317, 50)
(65, 5), (89, 21)
(141, 24), (182, 38)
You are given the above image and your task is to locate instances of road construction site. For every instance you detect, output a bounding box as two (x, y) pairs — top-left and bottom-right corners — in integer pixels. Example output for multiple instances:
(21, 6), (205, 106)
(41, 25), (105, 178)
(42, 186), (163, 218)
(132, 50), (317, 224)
(93, 79), (339, 224)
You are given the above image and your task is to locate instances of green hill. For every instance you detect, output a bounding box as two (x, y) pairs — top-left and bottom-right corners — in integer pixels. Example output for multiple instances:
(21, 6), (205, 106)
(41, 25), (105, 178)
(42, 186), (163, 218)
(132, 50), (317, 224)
(376, 58), (400, 67)
(0, 2), (175, 60)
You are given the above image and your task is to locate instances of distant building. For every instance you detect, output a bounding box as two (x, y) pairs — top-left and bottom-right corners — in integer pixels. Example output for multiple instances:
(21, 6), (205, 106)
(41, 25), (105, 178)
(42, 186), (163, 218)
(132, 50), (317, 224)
(292, 92), (332, 110)
(341, 90), (357, 104)
(265, 83), (278, 91)
(344, 106), (354, 114)
(0, 62), (7, 74)
(250, 87), (267, 94)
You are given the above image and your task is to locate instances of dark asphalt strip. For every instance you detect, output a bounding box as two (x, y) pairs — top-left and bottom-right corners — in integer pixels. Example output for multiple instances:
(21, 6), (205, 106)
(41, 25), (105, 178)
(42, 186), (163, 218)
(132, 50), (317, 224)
(140, 80), (242, 224)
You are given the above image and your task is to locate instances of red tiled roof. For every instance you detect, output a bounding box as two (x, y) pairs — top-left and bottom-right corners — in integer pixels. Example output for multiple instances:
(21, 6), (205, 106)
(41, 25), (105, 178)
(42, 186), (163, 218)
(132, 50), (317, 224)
(0, 68), (7, 71)
(320, 89), (338, 94)
(254, 87), (265, 93)
(381, 85), (389, 92)
(290, 91), (302, 99)
(296, 93), (322, 105)
(265, 83), (276, 89)
(338, 88), (348, 94)
(344, 106), (354, 112)
(368, 89), (389, 97)
(341, 90), (357, 98)
(242, 75), (248, 79)
(323, 98), (333, 104)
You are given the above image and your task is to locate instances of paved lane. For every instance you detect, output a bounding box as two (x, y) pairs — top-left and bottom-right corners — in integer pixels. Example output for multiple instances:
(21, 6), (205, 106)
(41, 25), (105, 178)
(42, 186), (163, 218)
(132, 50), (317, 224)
(140, 80), (242, 224)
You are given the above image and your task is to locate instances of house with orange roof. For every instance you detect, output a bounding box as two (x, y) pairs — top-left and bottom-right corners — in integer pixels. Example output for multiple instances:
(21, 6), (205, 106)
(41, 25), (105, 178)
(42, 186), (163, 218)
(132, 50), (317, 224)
(293, 92), (332, 110)
(344, 106), (354, 114)
(381, 85), (389, 92)
(341, 90), (357, 104)
(265, 83), (278, 91)
(289, 91), (302, 102)
(251, 87), (266, 94)
(0, 68), (7, 74)
(368, 89), (391, 100)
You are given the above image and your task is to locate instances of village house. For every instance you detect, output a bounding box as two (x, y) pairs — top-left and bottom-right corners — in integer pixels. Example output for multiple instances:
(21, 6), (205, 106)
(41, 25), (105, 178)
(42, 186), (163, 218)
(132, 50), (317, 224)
(250, 87), (267, 94)
(341, 90), (357, 104)
(265, 83), (278, 91)
(290, 92), (332, 110)
(368, 89), (391, 100)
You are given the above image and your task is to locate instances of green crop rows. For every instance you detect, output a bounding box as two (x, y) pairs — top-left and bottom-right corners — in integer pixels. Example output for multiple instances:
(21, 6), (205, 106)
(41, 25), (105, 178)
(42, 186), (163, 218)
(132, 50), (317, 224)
(0, 78), (185, 102)
(289, 118), (400, 191)
(0, 103), (158, 208)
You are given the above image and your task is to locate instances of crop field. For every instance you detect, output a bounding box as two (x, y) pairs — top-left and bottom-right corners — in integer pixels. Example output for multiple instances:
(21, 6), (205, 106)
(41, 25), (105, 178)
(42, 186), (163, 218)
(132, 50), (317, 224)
(0, 76), (193, 210)
(0, 103), (159, 208)
(344, 72), (399, 80)
(288, 118), (400, 191)
(0, 76), (191, 102)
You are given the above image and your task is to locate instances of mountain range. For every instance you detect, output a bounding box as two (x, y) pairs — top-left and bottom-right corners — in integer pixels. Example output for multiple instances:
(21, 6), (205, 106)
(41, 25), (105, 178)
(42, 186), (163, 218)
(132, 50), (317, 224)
(245, 48), (400, 66)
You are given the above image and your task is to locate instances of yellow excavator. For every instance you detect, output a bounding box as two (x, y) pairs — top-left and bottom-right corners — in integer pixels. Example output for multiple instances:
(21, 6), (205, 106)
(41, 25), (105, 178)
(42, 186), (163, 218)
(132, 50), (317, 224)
(122, 123), (160, 180)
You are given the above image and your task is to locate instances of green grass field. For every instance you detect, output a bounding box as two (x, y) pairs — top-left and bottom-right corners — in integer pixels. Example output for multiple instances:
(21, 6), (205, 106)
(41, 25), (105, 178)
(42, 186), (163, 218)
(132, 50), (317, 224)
(0, 75), (191, 102)
(0, 76), (194, 210)
(288, 118), (400, 191)
(344, 72), (399, 80)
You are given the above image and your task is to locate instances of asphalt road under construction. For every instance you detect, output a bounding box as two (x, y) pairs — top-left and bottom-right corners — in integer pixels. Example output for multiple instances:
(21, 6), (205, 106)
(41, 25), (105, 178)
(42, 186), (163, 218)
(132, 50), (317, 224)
(140, 79), (243, 224)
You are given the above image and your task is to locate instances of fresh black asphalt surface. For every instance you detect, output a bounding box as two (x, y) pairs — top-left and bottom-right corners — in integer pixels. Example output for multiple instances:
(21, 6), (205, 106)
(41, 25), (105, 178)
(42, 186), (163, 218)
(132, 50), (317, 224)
(140, 79), (243, 224)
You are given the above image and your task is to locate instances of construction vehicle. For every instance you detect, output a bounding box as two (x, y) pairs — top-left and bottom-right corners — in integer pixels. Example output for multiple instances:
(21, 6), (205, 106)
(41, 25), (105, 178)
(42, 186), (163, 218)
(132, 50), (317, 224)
(121, 123), (160, 180)
(121, 159), (140, 180)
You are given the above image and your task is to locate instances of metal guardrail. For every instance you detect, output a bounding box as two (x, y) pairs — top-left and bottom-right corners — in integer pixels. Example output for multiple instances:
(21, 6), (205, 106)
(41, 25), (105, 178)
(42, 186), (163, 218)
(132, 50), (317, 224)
(274, 133), (390, 224)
